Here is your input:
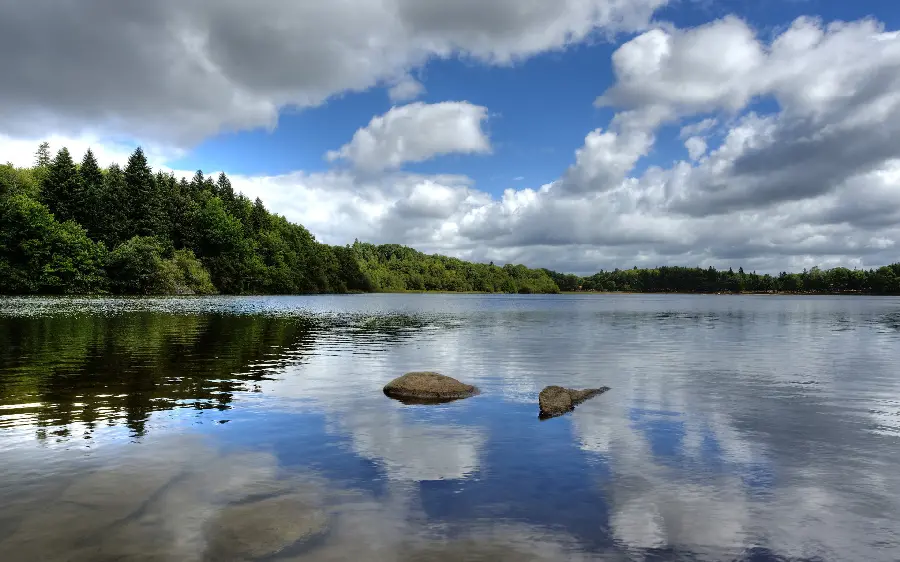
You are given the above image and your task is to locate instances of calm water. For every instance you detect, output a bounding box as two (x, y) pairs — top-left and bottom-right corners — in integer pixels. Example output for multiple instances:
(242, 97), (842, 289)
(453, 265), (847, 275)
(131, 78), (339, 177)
(1, 294), (899, 561)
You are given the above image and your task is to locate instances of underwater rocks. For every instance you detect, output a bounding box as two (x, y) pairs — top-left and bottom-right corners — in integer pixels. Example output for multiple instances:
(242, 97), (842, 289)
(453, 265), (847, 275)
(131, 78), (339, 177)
(538, 385), (610, 419)
(383, 372), (478, 404)
(205, 492), (330, 560)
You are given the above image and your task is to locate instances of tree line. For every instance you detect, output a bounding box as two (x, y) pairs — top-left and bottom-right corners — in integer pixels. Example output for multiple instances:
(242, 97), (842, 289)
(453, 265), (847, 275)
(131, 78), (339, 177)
(1, 144), (898, 296)
(543, 264), (900, 295)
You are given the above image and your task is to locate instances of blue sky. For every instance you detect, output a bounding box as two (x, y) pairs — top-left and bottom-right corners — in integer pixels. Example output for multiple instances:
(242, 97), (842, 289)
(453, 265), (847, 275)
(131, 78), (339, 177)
(3, 0), (900, 273)
(169, 0), (899, 198)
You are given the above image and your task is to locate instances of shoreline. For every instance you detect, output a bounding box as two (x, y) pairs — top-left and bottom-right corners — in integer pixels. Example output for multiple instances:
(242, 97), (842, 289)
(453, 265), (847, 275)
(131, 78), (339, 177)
(0, 290), (890, 298)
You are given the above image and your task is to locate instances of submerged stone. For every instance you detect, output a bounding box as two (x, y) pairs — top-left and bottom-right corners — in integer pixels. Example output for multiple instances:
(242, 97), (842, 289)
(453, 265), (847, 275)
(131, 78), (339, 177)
(205, 492), (329, 560)
(383, 372), (478, 404)
(538, 385), (610, 419)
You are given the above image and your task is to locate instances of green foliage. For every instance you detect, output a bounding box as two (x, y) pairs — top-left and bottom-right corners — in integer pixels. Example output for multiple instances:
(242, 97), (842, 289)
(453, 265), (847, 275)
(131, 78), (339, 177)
(40, 147), (80, 223)
(0, 194), (107, 294)
(75, 148), (104, 237)
(352, 241), (559, 294)
(105, 236), (170, 295)
(0, 163), (40, 199)
(168, 249), (217, 295)
(560, 264), (898, 295)
(123, 147), (163, 237)
(100, 164), (129, 248)
(106, 236), (216, 295)
(2, 141), (899, 296)
(193, 196), (261, 294)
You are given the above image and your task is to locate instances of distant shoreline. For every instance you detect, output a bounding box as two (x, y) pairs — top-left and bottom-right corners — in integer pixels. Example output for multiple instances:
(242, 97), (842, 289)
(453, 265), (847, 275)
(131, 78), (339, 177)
(0, 290), (890, 298)
(374, 289), (884, 297)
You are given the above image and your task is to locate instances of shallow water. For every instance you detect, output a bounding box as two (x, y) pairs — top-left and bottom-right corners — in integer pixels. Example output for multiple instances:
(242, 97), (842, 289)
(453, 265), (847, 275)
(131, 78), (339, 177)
(1, 294), (899, 561)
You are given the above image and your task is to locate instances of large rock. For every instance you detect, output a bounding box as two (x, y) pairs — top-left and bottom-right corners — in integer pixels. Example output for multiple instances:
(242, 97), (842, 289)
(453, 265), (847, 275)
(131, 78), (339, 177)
(538, 385), (610, 419)
(383, 372), (478, 404)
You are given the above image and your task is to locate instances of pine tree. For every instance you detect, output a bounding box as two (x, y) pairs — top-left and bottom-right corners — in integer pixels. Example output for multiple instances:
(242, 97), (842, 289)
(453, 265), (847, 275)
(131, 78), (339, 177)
(101, 164), (128, 248)
(76, 149), (104, 236)
(216, 172), (235, 203)
(41, 148), (79, 222)
(34, 142), (51, 168)
(190, 170), (205, 194)
(250, 197), (269, 233)
(123, 147), (161, 238)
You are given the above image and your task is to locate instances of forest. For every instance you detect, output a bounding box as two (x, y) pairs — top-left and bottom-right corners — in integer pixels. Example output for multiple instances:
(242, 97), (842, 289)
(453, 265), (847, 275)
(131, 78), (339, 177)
(1, 144), (899, 296)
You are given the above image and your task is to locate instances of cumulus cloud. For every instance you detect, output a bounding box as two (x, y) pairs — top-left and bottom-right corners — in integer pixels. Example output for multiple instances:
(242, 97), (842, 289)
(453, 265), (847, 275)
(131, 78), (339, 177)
(684, 136), (707, 161)
(589, 16), (900, 218)
(0, 0), (667, 147)
(558, 127), (655, 194)
(597, 16), (767, 116)
(387, 75), (426, 103)
(3, 4), (900, 274)
(326, 102), (491, 173)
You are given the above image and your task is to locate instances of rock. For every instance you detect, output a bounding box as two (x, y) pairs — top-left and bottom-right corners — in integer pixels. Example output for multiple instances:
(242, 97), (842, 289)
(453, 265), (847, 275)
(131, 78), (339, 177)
(205, 493), (329, 560)
(383, 372), (478, 404)
(538, 385), (610, 419)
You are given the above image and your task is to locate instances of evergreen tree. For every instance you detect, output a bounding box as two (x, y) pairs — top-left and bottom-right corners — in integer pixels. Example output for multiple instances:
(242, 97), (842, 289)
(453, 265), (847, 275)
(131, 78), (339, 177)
(189, 170), (205, 194)
(123, 147), (161, 238)
(250, 197), (269, 233)
(216, 172), (235, 203)
(41, 148), (79, 223)
(101, 164), (128, 248)
(76, 149), (104, 237)
(35, 142), (51, 168)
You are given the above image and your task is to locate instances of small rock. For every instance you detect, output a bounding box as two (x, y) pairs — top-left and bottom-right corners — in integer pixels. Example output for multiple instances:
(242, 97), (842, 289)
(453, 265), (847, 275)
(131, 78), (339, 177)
(383, 372), (478, 404)
(538, 385), (610, 419)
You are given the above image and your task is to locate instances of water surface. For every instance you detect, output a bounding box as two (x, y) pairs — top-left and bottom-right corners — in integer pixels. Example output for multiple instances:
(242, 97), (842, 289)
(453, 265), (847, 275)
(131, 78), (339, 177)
(1, 294), (899, 561)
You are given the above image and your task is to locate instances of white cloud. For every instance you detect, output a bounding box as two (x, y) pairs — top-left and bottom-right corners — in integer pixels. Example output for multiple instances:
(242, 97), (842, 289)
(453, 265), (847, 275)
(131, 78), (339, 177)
(0, 0), (668, 147)
(4, 8), (900, 275)
(678, 117), (717, 139)
(326, 102), (491, 173)
(596, 16), (767, 116)
(684, 136), (707, 161)
(559, 127), (655, 193)
(388, 75), (426, 103)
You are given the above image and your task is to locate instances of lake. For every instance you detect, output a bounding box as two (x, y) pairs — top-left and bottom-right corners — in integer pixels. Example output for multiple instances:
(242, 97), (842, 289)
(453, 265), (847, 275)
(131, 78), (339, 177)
(1, 294), (899, 561)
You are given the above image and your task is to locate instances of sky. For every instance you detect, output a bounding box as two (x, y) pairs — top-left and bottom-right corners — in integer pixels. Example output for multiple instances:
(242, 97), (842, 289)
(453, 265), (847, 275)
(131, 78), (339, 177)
(2, 0), (900, 275)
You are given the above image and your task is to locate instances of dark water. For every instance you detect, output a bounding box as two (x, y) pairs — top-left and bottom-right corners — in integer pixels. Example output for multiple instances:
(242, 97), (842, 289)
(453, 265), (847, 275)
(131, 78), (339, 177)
(1, 294), (899, 561)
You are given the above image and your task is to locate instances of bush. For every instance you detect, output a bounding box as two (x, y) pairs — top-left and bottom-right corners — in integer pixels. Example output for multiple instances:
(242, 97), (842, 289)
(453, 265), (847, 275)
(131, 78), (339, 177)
(106, 236), (216, 295)
(0, 194), (107, 294)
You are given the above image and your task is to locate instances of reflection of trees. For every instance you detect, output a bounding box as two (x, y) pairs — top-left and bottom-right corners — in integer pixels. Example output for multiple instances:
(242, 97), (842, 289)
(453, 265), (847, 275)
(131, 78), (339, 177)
(0, 309), (463, 441)
(0, 314), (320, 440)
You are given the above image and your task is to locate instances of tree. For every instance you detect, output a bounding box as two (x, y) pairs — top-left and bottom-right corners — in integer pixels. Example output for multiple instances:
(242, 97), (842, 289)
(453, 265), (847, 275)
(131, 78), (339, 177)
(189, 170), (205, 194)
(106, 236), (215, 295)
(123, 147), (162, 238)
(76, 149), (104, 237)
(194, 197), (260, 293)
(34, 142), (51, 168)
(100, 164), (129, 248)
(1, 164), (40, 199)
(250, 197), (269, 233)
(0, 194), (106, 294)
(40, 147), (80, 223)
(216, 172), (235, 203)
